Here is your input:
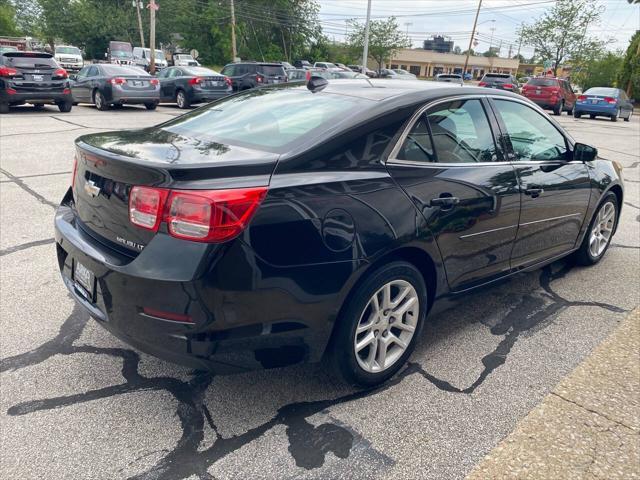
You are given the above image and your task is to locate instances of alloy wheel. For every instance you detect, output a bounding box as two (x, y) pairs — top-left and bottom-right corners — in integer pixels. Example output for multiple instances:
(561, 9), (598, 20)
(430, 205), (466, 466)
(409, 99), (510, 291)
(177, 92), (185, 108)
(354, 280), (419, 373)
(589, 201), (615, 258)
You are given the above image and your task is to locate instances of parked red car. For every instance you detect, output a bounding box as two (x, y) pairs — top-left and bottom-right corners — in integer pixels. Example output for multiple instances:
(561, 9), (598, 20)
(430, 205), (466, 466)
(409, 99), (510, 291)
(522, 77), (576, 115)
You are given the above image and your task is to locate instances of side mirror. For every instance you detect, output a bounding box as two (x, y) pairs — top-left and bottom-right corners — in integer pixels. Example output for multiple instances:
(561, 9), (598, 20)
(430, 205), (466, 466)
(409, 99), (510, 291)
(68, 74), (77, 81)
(574, 142), (598, 162)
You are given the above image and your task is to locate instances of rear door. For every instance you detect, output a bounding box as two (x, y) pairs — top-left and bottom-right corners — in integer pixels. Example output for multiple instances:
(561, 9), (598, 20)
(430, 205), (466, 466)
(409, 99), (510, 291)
(157, 67), (172, 100)
(386, 97), (521, 291)
(489, 98), (591, 267)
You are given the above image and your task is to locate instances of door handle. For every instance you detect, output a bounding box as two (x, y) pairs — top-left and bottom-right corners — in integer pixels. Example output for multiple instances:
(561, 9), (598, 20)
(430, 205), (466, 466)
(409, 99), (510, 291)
(430, 195), (460, 210)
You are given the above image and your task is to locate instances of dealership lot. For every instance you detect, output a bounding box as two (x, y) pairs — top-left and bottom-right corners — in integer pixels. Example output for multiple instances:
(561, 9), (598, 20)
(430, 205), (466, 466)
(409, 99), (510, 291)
(1, 103), (639, 479)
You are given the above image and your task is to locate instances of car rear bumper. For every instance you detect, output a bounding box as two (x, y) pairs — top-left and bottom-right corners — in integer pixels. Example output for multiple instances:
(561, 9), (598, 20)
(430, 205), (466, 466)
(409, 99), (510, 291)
(111, 89), (160, 104)
(191, 90), (232, 103)
(54, 191), (346, 373)
(574, 103), (618, 115)
(0, 90), (72, 104)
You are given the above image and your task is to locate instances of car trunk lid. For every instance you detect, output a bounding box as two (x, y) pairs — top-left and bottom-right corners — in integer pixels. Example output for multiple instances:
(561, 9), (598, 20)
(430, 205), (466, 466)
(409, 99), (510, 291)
(72, 129), (279, 255)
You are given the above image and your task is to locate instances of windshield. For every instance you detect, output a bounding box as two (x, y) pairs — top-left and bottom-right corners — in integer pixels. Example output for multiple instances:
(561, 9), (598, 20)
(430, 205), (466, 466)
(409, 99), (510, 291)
(102, 65), (148, 76)
(160, 87), (370, 152)
(585, 87), (618, 97)
(56, 46), (81, 55)
(112, 50), (132, 58)
(528, 78), (557, 86)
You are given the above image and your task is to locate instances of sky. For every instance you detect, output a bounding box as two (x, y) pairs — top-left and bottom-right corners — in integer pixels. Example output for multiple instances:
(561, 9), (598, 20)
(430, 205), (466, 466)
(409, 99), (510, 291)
(317, 0), (640, 59)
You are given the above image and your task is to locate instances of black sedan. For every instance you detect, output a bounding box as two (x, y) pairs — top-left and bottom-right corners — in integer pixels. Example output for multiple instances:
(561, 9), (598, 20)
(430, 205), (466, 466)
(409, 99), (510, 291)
(55, 79), (623, 386)
(70, 64), (160, 110)
(0, 51), (73, 113)
(157, 66), (232, 108)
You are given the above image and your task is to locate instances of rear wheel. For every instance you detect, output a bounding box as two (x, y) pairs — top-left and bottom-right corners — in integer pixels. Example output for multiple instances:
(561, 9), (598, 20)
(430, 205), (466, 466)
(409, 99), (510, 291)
(553, 101), (562, 116)
(611, 108), (620, 122)
(57, 101), (73, 113)
(176, 90), (190, 109)
(94, 90), (109, 111)
(144, 102), (157, 110)
(574, 193), (618, 266)
(0, 103), (9, 114)
(328, 261), (427, 387)
(574, 111), (581, 118)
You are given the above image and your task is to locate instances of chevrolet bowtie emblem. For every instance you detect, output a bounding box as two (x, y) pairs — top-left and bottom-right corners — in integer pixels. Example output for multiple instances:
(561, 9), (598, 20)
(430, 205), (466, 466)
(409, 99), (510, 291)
(84, 180), (101, 198)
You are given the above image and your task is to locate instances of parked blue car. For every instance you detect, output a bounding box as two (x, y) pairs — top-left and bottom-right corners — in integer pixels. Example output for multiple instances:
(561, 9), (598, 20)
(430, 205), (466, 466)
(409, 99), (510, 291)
(574, 87), (634, 122)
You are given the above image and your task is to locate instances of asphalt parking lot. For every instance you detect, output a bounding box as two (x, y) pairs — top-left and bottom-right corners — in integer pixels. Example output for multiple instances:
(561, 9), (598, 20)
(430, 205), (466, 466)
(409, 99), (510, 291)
(1, 102), (639, 480)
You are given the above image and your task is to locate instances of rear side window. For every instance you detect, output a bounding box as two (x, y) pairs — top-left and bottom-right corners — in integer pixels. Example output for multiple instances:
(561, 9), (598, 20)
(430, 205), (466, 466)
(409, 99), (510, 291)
(397, 99), (496, 163)
(528, 78), (557, 87)
(221, 65), (235, 76)
(161, 88), (369, 152)
(493, 99), (569, 161)
(259, 65), (285, 76)
(2, 53), (57, 68)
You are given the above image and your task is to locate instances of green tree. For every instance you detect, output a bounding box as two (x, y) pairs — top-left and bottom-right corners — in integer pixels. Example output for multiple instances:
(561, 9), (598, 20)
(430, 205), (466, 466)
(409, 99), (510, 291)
(617, 30), (639, 98)
(482, 50), (497, 57)
(519, 0), (609, 75)
(0, 0), (19, 35)
(347, 16), (410, 72)
(573, 51), (623, 90)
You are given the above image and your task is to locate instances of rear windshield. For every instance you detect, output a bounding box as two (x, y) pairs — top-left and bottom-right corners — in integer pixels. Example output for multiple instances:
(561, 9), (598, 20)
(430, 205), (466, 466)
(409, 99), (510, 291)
(160, 87), (370, 152)
(56, 46), (81, 55)
(585, 87), (618, 97)
(439, 75), (461, 79)
(101, 65), (148, 76)
(527, 78), (557, 86)
(483, 74), (511, 81)
(259, 65), (285, 76)
(183, 67), (219, 76)
(2, 53), (57, 68)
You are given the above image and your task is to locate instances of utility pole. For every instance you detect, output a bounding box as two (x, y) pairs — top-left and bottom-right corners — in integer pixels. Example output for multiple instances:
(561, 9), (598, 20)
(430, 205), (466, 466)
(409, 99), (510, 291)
(148, 0), (157, 75)
(404, 22), (413, 46)
(362, 0), (372, 74)
(516, 36), (522, 57)
(489, 26), (496, 51)
(134, 0), (145, 48)
(230, 0), (237, 61)
(463, 0), (482, 76)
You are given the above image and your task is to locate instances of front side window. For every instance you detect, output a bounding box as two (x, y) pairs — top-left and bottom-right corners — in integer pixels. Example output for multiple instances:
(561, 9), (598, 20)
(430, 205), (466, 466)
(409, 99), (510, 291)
(397, 115), (435, 162)
(493, 99), (569, 161)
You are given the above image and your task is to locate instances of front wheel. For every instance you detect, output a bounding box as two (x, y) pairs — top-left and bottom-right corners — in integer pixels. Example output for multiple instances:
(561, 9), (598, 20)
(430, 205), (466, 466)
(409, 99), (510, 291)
(553, 101), (562, 116)
(624, 110), (632, 122)
(611, 108), (620, 122)
(574, 193), (618, 266)
(328, 261), (427, 387)
(94, 91), (109, 111)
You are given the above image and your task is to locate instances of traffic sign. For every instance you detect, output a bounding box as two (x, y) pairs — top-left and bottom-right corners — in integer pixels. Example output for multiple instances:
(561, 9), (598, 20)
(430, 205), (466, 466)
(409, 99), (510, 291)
(190, 49), (199, 59)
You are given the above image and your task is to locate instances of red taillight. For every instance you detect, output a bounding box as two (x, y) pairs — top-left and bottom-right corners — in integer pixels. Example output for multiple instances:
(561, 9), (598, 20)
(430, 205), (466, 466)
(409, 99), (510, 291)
(128, 186), (267, 242)
(224, 76), (232, 87)
(150, 78), (159, 86)
(478, 81), (487, 87)
(63, 88), (71, 95)
(604, 96), (616, 104)
(188, 77), (203, 85)
(256, 74), (264, 83)
(578, 95), (587, 101)
(305, 71), (311, 81)
(502, 83), (514, 89)
(165, 187), (267, 242)
(129, 186), (169, 231)
(53, 68), (68, 79)
(142, 307), (193, 324)
(110, 77), (126, 85)
(6, 87), (16, 95)
(0, 66), (18, 77)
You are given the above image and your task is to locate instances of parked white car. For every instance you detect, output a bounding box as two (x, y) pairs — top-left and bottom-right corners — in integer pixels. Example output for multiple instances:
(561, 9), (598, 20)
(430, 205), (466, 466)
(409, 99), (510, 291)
(132, 47), (168, 71)
(173, 54), (200, 67)
(54, 45), (83, 72)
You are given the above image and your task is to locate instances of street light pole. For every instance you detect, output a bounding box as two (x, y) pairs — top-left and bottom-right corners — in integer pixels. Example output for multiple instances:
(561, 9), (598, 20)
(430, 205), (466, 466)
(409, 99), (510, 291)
(230, 0), (237, 61)
(362, 0), (372, 74)
(463, 0), (482, 76)
(134, 0), (145, 48)
(149, 0), (157, 75)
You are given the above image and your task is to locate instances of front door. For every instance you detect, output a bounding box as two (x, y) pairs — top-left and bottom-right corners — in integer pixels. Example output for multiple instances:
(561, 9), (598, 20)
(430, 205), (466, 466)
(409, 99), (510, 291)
(489, 98), (591, 268)
(386, 97), (521, 291)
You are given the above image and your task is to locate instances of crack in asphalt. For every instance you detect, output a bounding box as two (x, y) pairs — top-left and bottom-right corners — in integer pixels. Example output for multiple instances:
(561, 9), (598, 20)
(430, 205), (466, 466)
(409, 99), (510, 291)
(1, 259), (628, 479)
(0, 237), (55, 257)
(0, 167), (58, 209)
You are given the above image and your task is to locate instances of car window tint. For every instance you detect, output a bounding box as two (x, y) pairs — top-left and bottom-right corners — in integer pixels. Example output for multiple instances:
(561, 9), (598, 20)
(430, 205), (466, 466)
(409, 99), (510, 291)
(77, 66), (90, 78)
(397, 116), (435, 162)
(260, 65), (285, 76)
(493, 99), (569, 162)
(3, 54), (57, 69)
(161, 89), (369, 152)
(585, 87), (618, 97)
(221, 65), (234, 76)
(169, 68), (182, 78)
(426, 99), (497, 163)
(528, 78), (557, 87)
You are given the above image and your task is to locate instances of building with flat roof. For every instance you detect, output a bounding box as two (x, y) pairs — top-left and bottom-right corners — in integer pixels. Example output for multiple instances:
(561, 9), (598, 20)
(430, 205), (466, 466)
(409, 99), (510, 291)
(384, 48), (520, 79)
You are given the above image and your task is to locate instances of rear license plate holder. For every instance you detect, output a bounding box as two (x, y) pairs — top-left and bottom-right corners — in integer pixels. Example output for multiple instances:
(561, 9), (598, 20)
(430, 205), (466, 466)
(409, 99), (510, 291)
(32, 74), (43, 82)
(73, 260), (95, 300)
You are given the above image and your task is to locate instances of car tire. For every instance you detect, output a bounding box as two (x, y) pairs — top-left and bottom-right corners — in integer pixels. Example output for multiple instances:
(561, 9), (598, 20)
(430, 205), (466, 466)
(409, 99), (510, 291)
(611, 108), (620, 122)
(33, 104), (45, 110)
(176, 90), (190, 109)
(573, 111), (581, 118)
(573, 192), (618, 266)
(57, 101), (73, 113)
(553, 101), (562, 116)
(327, 261), (428, 387)
(144, 102), (157, 110)
(0, 103), (9, 114)
(94, 90), (109, 111)
(566, 105), (573, 115)
(590, 114), (596, 119)
(624, 110), (631, 122)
